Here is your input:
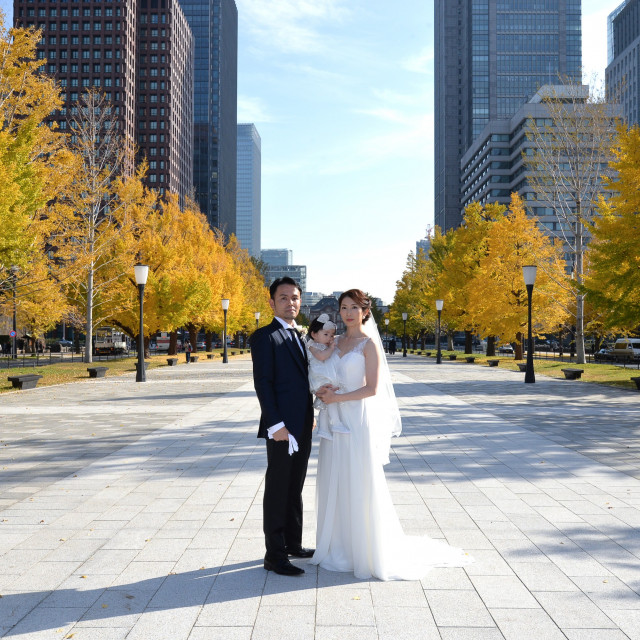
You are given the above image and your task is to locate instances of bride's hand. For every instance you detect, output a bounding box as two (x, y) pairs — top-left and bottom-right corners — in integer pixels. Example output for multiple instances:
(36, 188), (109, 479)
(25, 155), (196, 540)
(316, 385), (339, 404)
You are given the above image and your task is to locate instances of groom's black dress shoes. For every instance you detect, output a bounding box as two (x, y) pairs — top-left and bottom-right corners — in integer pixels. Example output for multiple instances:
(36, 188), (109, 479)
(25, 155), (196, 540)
(286, 546), (315, 558)
(264, 556), (305, 576)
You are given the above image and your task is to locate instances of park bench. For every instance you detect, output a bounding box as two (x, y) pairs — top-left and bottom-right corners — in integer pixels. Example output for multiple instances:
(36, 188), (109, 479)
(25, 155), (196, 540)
(561, 368), (584, 380)
(631, 377), (640, 390)
(87, 366), (108, 378)
(487, 359), (500, 367)
(425, 352), (432, 357)
(8, 374), (43, 390)
(448, 354), (457, 361)
(230, 351), (236, 356)
(207, 353), (215, 359)
(465, 356), (476, 363)
(190, 355), (199, 363)
(517, 362), (527, 372)
(166, 358), (178, 366)
(416, 350), (422, 355)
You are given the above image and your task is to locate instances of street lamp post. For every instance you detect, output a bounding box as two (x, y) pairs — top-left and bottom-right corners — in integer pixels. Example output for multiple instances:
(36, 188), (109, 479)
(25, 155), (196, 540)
(10, 266), (18, 359)
(402, 312), (408, 357)
(222, 298), (230, 364)
(436, 299), (444, 364)
(384, 318), (389, 353)
(522, 265), (537, 383)
(134, 265), (149, 382)
(255, 311), (260, 332)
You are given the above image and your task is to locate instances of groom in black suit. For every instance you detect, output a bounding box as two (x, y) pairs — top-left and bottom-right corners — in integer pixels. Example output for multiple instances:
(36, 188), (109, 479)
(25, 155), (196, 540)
(251, 277), (314, 576)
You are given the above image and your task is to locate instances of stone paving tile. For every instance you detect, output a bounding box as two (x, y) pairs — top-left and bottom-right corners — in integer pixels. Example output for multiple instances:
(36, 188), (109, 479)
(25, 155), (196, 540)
(425, 589), (495, 627)
(315, 629), (378, 640)
(490, 607), (567, 640)
(533, 590), (619, 629)
(439, 630), (506, 640)
(563, 631), (631, 640)
(375, 605), (440, 639)
(470, 575), (539, 609)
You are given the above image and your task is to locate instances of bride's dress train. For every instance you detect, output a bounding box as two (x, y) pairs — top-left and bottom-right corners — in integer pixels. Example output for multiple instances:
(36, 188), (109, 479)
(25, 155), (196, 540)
(310, 338), (472, 581)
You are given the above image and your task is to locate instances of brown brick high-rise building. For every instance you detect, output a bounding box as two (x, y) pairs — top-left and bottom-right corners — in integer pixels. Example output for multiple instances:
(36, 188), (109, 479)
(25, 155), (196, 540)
(14, 0), (194, 203)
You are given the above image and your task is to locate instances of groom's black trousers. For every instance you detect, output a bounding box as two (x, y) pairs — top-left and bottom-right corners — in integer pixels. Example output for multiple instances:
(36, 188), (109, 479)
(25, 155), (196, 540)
(263, 432), (313, 561)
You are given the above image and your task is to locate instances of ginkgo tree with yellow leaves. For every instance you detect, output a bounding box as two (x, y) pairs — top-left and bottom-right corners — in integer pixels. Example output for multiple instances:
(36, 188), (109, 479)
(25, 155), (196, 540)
(0, 19), (78, 343)
(464, 194), (570, 356)
(106, 190), (270, 355)
(584, 125), (640, 332)
(435, 201), (506, 353)
(389, 250), (438, 350)
(392, 195), (570, 357)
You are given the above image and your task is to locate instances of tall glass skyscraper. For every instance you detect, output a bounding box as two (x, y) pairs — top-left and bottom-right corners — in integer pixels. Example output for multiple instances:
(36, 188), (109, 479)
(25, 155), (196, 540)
(178, 0), (237, 234)
(434, 0), (582, 231)
(236, 124), (261, 258)
(606, 0), (640, 126)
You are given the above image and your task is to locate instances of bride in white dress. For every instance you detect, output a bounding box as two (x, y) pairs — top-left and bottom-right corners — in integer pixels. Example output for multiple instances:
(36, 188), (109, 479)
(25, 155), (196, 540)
(311, 289), (472, 581)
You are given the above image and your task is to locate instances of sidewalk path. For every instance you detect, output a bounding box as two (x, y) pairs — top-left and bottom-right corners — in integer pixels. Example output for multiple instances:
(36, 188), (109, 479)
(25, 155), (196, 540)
(0, 356), (639, 639)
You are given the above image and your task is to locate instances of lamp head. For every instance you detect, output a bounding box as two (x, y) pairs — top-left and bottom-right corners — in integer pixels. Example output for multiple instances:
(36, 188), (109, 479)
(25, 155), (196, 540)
(435, 299), (444, 311)
(385, 318), (389, 326)
(134, 264), (149, 285)
(221, 298), (230, 311)
(255, 311), (260, 320)
(402, 312), (408, 321)
(522, 265), (537, 286)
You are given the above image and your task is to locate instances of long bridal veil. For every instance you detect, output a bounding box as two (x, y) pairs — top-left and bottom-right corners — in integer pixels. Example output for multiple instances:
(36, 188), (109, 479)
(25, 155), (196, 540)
(362, 318), (402, 465)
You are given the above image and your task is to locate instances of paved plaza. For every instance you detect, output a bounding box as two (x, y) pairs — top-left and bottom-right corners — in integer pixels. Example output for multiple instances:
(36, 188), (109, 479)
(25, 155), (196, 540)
(1, 355), (639, 639)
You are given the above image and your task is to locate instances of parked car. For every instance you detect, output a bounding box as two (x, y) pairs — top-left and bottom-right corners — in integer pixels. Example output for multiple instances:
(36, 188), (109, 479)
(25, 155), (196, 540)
(498, 344), (514, 354)
(610, 338), (640, 362)
(594, 348), (613, 361)
(50, 339), (73, 352)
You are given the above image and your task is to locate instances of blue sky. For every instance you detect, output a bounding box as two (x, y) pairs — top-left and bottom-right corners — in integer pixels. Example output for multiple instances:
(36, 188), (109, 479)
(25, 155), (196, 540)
(0, 0), (622, 303)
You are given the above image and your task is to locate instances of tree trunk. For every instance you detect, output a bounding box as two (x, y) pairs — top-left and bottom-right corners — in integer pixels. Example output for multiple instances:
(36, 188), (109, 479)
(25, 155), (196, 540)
(205, 330), (213, 352)
(515, 331), (524, 361)
(464, 330), (473, 354)
(447, 331), (454, 351)
(85, 266), (93, 363)
(188, 324), (198, 351)
(144, 335), (150, 359)
(487, 336), (496, 357)
(575, 211), (586, 364)
(169, 331), (178, 355)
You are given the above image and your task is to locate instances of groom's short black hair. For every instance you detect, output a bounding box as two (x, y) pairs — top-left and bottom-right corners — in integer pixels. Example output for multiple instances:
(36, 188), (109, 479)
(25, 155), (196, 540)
(269, 277), (302, 299)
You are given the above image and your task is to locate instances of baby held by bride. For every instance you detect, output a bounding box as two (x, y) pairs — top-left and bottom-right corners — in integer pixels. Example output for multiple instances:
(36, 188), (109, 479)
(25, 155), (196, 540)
(305, 314), (349, 440)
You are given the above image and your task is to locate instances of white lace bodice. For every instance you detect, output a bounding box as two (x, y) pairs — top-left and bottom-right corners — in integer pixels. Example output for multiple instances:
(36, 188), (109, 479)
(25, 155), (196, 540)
(336, 336), (370, 393)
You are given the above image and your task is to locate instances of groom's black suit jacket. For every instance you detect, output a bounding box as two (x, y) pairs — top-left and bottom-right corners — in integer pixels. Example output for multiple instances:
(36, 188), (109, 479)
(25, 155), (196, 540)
(251, 318), (313, 441)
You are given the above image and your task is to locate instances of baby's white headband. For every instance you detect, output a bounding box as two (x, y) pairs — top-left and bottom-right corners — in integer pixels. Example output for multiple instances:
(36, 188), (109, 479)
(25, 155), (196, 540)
(317, 313), (337, 331)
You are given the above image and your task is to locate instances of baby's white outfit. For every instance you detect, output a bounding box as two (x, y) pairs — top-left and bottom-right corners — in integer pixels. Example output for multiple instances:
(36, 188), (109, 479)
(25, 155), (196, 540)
(307, 340), (349, 439)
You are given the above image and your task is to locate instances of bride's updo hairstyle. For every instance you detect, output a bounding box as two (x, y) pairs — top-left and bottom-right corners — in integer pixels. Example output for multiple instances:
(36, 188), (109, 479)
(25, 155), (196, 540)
(338, 289), (372, 324)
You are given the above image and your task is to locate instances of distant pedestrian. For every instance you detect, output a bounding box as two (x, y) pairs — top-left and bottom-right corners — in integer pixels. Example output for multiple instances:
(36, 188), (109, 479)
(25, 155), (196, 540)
(388, 339), (396, 355)
(185, 340), (192, 363)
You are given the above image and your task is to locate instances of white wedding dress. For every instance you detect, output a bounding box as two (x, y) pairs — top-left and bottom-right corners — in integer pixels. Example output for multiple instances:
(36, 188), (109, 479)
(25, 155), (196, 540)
(310, 336), (472, 581)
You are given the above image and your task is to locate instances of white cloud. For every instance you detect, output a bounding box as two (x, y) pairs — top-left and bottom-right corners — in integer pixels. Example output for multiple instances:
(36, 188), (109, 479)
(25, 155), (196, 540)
(403, 47), (433, 75)
(237, 0), (350, 55)
(355, 107), (412, 125)
(237, 96), (273, 124)
(319, 112), (434, 175)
